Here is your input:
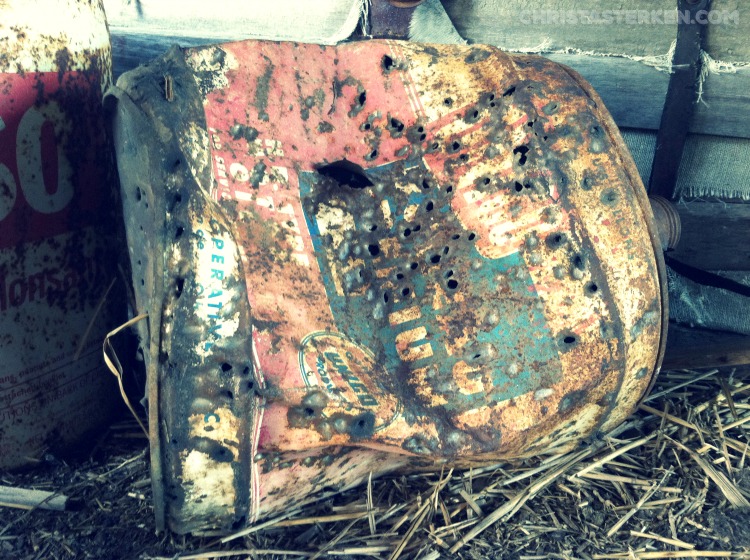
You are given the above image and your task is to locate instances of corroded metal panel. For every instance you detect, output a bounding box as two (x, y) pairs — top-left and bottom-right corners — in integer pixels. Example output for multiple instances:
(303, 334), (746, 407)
(107, 39), (666, 534)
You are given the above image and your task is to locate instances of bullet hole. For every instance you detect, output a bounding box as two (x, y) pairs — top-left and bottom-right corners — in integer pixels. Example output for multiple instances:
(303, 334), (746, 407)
(382, 55), (394, 71)
(245, 380), (255, 392)
(459, 154), (469, 162)
(558, 331), (579, 350)
(447, 279), (458, 290)
(221, 362), (233, 372)
(422, 179), (431, 190)
(403, 227), (412, 238)
(425, 201), (434, 212)
(600, 188), (620, 207)
(468, 232), (476, 241)
(482, 177), (491, 186)
(401, 287), (410, 297)
(481, 92), (496, 107)
(407, 125), (427, 143)
(357, 91), (367, 107)
(410, 262), (418, 270)
(635, 367), (649, 379)
(135, 187), (142, 201)
(316, 159), (373, 189)
(383, 291), (390, 303)
(464, 49), (488, 63)
(546, 232), (566, 249)
(558, 390), (586, 413)
(451, 234), (460, 240)
(169, 191), (183, 212)
(446, 185), (453, 193)
(364, 149), (378, 161)
(368, 243), (380, 256)
(396, 272), (404, 280)
(503, 85), (516, 96)
(242, 366), (251, 376)
(442, 246), (449, 255)
(388, 117), (405, 134)
(304, 407), (315, 417)
(361, 122), (371, 131)
(171, 438), (178, 446)
(413, 224), (421, 232)
(514, 181), (524, 192)
(429, 254), (441, 264)
(513, 145), (529, 165)
(175, 226), (184, 239)
(572, 253), (586, 271)
(350, 412), (376, 439)
(448, 140), (461, 153)
(464, 108), (480, 123)
(585, 281), (599, 295)
(209, 444), (233, 463)
(445, 269), (454, 278)
(444, 97), (453, 106)
(140, 278), (145, 286)
(175, 277), (185, 299)
(581, 176), (594, 191)
(220, 390), (234, 401)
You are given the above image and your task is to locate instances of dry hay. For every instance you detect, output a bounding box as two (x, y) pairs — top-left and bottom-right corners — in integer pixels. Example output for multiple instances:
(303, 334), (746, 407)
(3, 366), (750, 559)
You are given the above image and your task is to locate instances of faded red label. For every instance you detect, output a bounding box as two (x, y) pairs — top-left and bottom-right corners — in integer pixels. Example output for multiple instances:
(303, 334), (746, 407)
(0, 71), (105, 249)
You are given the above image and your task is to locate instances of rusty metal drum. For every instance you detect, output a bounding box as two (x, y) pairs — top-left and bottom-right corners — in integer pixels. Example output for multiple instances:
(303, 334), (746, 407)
(0, 0), (121, 469)
(106, 40), (667, 533)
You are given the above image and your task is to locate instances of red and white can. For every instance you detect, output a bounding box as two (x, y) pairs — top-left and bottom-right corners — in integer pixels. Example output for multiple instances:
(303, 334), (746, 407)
(0, 0), (122, 468)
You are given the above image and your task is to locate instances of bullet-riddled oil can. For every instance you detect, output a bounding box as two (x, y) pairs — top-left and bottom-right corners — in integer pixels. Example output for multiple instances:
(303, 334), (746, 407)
(0, 0), (121, 469)
(106, 40), (667, 534)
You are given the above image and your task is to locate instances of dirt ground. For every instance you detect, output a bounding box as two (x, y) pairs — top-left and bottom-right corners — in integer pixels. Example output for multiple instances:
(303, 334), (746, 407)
(3, 366), (750, 560)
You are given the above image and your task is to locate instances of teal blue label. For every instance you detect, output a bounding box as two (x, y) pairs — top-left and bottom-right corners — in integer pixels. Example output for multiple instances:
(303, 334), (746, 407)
(300, 161), (561, 412)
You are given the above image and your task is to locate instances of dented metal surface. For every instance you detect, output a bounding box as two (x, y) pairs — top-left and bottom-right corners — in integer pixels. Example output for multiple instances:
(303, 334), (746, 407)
(107, 39), (667, 534)
(0, 0), (121, 469)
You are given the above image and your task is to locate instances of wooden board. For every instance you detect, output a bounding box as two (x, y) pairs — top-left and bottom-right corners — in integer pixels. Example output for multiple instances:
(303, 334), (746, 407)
(663, 323), (750, 370)
(670, 200), (750, 271)
(444, 0), (750, 63)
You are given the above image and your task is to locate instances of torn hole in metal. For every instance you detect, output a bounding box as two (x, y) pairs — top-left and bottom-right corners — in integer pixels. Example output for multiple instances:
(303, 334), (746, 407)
(106, 39), (668, 534)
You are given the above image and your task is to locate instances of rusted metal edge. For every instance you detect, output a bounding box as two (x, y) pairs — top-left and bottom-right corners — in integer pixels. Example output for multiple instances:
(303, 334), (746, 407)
(558, 63), (669, 397)
(105, 86), (167, 532)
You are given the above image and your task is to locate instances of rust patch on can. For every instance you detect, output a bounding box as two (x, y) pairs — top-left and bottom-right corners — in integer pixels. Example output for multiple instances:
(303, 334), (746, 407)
(107, 40), (666, 534)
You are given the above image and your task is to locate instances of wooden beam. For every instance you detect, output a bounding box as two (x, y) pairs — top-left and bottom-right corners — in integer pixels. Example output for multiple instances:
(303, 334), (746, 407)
(663, 323), (750, 370)
(0, 485), (71, 511)
(669, 200), (750, 271)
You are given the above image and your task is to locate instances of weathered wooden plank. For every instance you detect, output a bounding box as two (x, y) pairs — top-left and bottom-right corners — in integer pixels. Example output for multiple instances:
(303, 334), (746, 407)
(548, 54), (750, 139)
(669, 200), (750, 271)
(444, 0), (749, 63)
(663, 323), (750, 370)
(0, 485), (70, 511)
(545, 54), (668, 132)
